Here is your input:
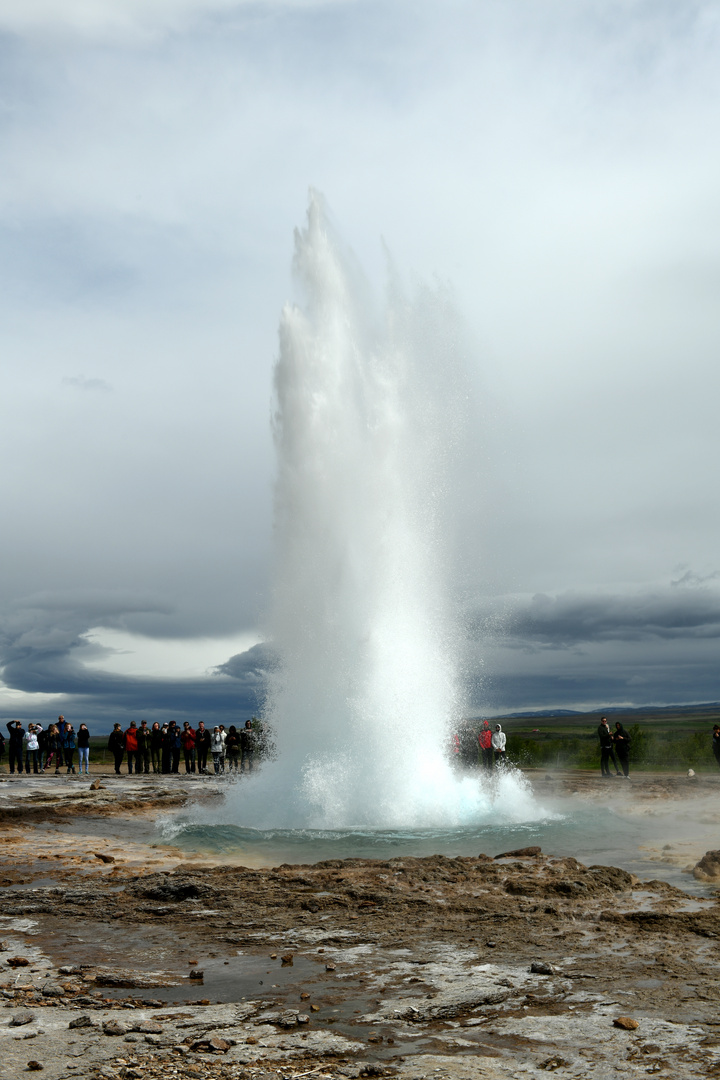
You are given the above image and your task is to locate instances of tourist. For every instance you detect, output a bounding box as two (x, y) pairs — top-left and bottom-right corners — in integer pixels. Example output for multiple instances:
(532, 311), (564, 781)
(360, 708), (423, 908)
(478, 720), (493, 771)
(613, 722), (631, 778)
(24, 724), (40, 774)
(491, 723), (506, 766)
(597, 716), (620, 777)
(160, 724), (172, 773)
(0, 728), (5, 771)
(136, 720), (152, 774)
(150, 722), (162, 773)
(63, 724), (77, 773)
(713, 726), (720, 770)
(240, 719), (256, 774)
(181, 722), (196, 774)
(35, 723), (46, 770)
(108, 723), (125, 775)
(225, 725), (240, 772)
(77, 724), (91, 775)
(169, 722), (182, 773)
(43, 724), (62, 773)
(124, 721), (141, 774)
(210, 726), (225, 774)
(6, 721), (25, 774)
(195, 722), (211, 774)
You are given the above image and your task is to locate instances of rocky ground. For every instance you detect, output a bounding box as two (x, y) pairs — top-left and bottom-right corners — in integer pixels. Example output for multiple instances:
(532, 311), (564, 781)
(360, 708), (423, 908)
(2, 771), (720, 1079)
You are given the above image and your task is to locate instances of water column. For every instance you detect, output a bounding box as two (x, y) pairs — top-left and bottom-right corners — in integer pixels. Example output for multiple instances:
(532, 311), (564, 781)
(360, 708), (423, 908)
(264, 192), (468, 827)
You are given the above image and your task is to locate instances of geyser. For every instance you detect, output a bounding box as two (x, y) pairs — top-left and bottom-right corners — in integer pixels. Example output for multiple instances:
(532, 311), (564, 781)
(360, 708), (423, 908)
(226, 192), (538, 830)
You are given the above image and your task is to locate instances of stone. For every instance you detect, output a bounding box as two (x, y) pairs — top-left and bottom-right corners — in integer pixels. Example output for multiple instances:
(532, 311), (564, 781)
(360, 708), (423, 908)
(281, 953), (294, 964)
(297, 1013), (310, 1024)
(540, 1057), (570, 1071)
(59, 966), (83, 976)
(10, 1011), (35, 1026)
(89, 779), (104, 790)
(614, 1016), (639, 1030)
(27, 1063), (44, 1072)
(190, 1036), (231, 1052)
(103, 1020), (129, 1036)
(530, 962), (556, 976)
(494, 846), (542, 859)
(94, 852), (114, 862)
(6, 956), (30, 967)
(693, 850), (720, 882)
(68, 1015), (95, 1029)
(188, 969), (204, 980)
(134, 1020), (163, 1034)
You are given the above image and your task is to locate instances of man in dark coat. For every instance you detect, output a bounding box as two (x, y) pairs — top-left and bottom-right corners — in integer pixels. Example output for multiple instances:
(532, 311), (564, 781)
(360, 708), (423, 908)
(598, 716), (620, 777)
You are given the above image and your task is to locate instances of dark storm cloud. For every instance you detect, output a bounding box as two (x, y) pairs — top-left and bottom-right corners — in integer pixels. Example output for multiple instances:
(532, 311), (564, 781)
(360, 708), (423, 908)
(481, 584), (720, 648)
(215, 642), (277, 683)
(0, 595), (267, 729)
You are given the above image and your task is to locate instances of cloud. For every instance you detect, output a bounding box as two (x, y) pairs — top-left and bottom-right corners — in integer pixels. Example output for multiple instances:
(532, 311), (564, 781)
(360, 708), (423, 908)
(62, 374), (112, 392)
(0, 0), (348, 41)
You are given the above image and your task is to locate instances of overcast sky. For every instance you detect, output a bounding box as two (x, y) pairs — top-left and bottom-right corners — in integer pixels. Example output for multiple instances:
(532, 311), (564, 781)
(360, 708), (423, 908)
(2, 0), (720, 729)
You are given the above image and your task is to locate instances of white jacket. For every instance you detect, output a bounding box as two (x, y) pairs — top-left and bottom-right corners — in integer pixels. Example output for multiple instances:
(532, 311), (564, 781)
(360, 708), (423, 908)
(491, 726), (506, 752)
(210, 732), (225, 754)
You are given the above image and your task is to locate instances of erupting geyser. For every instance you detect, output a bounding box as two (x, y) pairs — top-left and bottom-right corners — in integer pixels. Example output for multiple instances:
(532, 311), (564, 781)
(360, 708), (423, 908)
(225, 192), (538, 830)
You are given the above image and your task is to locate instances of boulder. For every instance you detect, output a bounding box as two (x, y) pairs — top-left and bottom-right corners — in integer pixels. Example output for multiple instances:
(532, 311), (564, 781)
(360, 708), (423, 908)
(693, 850), (720, 882)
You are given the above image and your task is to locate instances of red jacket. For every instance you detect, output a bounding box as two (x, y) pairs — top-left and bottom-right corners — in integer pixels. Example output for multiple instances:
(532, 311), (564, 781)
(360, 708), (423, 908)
(181, 728), (196, 750)
(478, 726), (492, 750)
(124, 727), (138, 752)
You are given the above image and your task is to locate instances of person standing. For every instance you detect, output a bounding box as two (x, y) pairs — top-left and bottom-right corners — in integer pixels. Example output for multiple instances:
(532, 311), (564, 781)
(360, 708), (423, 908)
(7, 721), (25, 774)
(181, 722), (196, 774)
(240, 719), (256, 773)
(0, 728), (5, 772)
(713, 725), (720, 770)
(225, 725), (241, 772)
(77, 724), (91, 775)
(63, 724), (77, 773)
(195, 723), (211, 774)
(160, 724), (172, 773)
(598, 716), (620, 777)
(169, 722), (182, 773)
(137, 721), (152, 775)
(150, 722), (162, 773)
(108, 723), (125, 775)
(24, 724), (40, 774)
(491, 723), (506, 766)
(124, 722), (140, 774)
(478, 721), (493, 771)
(613, 722), (631, 778)
(210, 727), (225, 773)
(43, 724), (61, 773)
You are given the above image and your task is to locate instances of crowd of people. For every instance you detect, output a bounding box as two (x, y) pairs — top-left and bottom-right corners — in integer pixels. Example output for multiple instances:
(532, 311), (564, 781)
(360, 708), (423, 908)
(0, 716), (258, 776)
(452, 720), (506, 770)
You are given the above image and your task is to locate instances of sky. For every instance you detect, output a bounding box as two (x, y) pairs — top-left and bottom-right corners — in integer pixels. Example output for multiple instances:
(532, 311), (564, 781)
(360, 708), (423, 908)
(2, 0), (720, 729)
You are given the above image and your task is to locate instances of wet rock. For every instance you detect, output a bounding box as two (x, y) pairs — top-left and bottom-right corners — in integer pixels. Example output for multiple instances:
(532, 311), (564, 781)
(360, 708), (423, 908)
(189, 969), (204, 980)
(27, 1063), (44, 1072)
(494, 846), (542, 859)
(540, 1057), (570, 1070)
(68, 1014), (95, 1029)
(6, 956), (30, 967)
(129, 875), (214, 902)
(41, 984), (64, 997)
(530, 962), (557, 975)
(89, 779), (103, 790)
(94, 852), (114, 862)
(93, 968), (183, 988)
(58, 965), (83, 976)
(281, 952), (294, 964)
(693, 850), (720, 881)
(614, 1016), (639, 1030)
(10, 1011), (35, 1026)
(297, 1013), (310, 1024)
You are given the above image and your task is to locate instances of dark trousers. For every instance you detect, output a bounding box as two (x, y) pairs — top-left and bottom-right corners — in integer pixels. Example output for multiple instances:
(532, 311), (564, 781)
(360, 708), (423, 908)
(127, 750), (142, 773)
(140, 750), (150, 774)
(184, 749), (196, 773)
(197, 747), (208, 773)
(480, 747), (493, 770)
(616, 750), (630, 777)
(494, 750), (505, 766)
(9, 746), (24, 773)
(64, 749), (75, 770)
(161, 750), (172, 773)
(25, 749), (39, 773)
(113, 750), (124, 774)
(171, 750), (181, 773)
(241, 750), (254, 773)
(600, 746), (619, 775)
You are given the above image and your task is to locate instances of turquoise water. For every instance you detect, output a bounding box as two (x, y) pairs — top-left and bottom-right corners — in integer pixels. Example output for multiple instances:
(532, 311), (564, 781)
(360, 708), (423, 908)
(159, 805), (712, 895)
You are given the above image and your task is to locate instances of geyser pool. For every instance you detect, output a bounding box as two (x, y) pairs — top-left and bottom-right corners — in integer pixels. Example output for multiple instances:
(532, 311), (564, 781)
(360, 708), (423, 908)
(220, 192), (542, 831)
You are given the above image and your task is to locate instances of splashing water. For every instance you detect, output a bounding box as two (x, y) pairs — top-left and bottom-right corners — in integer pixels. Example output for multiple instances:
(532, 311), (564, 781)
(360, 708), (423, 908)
(221, 192), (545, 832)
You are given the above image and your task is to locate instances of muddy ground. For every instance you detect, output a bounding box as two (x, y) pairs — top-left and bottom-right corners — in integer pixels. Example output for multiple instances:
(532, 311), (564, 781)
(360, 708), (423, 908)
(1, 771), (720, 1080)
